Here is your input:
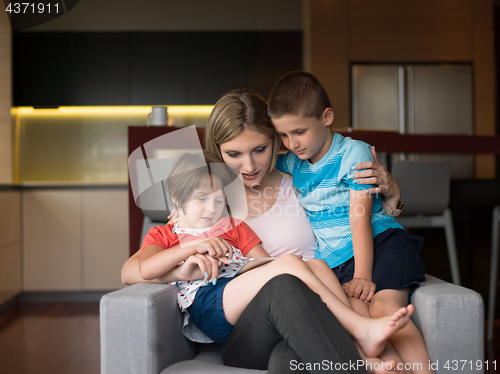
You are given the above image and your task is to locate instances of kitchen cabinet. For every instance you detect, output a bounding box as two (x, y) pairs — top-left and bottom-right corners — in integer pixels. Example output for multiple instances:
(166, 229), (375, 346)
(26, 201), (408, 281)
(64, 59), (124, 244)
(71, 33), (130, 105)
(23, 190), (82, 291)
(13, 31), (302, 106)
(0, 190), (22, 305)
(13, 33), (73, 107)
(82, 190), (129, 291)
(22, 188), (128, 292)
(129, 33), (189, 105)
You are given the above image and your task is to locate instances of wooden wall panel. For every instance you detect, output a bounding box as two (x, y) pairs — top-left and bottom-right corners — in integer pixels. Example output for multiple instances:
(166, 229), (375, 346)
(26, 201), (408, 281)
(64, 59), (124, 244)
(0, 191), (21, 304)
(308, 0), (350, 128)
(0, 244), (22, 305)
(474, 0), (496, 178)
(349, 0), (473, 62)
(0, 12), (11, 184)
(0, 191), (21, 248)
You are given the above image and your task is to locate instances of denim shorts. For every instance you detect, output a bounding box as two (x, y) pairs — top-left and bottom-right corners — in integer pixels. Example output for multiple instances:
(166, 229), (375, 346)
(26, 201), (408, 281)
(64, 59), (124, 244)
(333, 228), (426, 299)
(188, 277), (234, 344)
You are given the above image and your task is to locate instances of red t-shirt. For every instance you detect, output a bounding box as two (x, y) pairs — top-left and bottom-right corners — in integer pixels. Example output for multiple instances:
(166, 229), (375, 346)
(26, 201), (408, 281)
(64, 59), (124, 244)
(141, 218), (261, 256)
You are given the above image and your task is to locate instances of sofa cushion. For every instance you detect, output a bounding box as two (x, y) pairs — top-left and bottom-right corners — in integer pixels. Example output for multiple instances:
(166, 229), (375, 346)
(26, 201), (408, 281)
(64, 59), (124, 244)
(161, 352), (266, 374)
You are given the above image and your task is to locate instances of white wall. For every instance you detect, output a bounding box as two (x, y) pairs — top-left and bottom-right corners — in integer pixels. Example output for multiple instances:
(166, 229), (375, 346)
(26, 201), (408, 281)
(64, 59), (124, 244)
(30, 0), (302, 31)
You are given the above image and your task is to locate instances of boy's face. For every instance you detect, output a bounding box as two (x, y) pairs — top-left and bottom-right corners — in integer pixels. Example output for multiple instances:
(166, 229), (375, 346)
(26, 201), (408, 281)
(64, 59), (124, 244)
(272, 108), (334, 164)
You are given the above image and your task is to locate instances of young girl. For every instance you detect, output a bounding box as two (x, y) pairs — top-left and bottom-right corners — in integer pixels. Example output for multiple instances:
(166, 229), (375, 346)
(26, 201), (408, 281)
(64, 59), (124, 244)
(139, 151), (415, 359)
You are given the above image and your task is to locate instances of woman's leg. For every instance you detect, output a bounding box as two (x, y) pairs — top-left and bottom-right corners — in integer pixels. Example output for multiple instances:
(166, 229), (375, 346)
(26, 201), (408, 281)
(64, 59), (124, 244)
(268, 340), (307, 374)
(223, 254), (414, 358)
(221, 274), (367, 373)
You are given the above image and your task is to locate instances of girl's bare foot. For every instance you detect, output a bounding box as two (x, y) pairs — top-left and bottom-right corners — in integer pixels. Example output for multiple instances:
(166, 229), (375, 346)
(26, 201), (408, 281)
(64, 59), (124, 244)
(355, 304), (414, 358)
(378, 342), (409, 374)
(365, 357), (404, 374)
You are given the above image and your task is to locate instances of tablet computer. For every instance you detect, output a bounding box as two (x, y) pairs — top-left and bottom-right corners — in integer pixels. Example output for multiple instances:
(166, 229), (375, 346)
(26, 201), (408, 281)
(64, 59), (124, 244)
(236, 257), (277, 274)
(236, 255), (303, 275)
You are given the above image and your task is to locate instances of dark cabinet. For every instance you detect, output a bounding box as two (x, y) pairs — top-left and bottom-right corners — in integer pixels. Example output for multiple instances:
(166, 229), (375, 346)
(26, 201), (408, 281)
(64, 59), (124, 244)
(71, 33), (130, 105)
(13, 33), (73, 106)
(129, 33), (189, 105)
(13, 32), (302, 106)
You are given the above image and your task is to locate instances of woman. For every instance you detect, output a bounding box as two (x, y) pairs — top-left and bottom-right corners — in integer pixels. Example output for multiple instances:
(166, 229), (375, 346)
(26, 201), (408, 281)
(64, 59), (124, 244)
(121, 89), (403, 373)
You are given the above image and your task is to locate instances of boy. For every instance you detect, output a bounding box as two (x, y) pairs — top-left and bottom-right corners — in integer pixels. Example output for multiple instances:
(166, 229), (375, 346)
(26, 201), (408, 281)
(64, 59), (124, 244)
(268, 71), (433, 374)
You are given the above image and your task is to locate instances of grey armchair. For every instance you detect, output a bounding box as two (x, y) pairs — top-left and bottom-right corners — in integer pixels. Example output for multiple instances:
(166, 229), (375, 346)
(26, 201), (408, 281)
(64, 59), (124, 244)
(100, 275), (484, 374)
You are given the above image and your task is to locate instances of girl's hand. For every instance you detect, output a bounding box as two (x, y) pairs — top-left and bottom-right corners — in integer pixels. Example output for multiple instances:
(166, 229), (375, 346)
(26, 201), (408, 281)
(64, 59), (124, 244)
(179, 253), (229, 285)
(351, 147), (401, 204)
(188, 237), (234, 260)
(342, 278), (376, 303)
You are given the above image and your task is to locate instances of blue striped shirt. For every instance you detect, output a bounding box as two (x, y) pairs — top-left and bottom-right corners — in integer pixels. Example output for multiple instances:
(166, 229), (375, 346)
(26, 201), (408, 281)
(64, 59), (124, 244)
(276, 133), (402, 269)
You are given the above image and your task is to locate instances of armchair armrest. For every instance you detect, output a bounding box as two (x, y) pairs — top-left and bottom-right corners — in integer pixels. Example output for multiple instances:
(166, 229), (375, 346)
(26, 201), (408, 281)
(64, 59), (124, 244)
(411, 275), (484, 374)
(100, 283), (198, 374)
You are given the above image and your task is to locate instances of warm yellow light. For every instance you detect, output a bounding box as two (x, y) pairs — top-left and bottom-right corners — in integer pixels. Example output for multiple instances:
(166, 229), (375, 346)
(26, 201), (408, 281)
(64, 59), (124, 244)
(12, 106), (214, 116)
(167, 106), (214, 115)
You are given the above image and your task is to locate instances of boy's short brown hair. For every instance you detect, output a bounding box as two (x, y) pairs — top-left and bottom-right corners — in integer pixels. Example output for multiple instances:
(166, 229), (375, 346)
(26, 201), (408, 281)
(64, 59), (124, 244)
(267, 71), (331, 120)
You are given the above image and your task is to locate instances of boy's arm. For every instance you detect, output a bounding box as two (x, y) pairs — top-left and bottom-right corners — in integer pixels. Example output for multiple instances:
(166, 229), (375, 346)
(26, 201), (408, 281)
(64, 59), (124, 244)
(346, 188), (376, 302)
(275, 152), (293, 174)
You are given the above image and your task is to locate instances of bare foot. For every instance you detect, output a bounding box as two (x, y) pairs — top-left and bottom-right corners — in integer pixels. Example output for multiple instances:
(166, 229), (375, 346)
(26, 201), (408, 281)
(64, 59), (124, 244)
(365, 358), (404, 374)
(355, 304), (414, 358)
(378, 342), (410, 374)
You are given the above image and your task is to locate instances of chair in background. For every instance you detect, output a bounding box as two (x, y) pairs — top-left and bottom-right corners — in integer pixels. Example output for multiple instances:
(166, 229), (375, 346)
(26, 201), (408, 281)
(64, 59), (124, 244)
(391, 161), (461, 285)
(134, 158), (173, 245)
(487, 205), (500, 340)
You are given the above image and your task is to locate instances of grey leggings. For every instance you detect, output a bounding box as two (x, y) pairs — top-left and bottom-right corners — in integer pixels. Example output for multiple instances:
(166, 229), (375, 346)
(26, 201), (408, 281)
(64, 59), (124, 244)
(221, 274), (367, 374)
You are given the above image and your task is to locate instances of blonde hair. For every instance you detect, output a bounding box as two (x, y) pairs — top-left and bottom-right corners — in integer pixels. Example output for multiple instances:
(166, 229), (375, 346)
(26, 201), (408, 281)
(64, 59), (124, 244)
(166, 151), (234, 208)
(205, 89), (281, 171)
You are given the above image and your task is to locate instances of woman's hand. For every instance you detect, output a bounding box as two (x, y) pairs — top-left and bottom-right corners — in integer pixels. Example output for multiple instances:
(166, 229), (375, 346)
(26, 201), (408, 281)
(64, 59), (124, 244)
(351, 147), (401, 207)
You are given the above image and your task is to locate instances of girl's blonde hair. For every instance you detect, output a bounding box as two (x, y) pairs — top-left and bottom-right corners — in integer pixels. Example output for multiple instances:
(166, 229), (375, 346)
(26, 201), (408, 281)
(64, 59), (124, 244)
(205, 89), (280, 171)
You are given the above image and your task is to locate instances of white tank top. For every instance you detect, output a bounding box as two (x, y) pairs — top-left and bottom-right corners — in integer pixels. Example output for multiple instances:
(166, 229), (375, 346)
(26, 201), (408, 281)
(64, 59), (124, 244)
(245, 176), (316, 260)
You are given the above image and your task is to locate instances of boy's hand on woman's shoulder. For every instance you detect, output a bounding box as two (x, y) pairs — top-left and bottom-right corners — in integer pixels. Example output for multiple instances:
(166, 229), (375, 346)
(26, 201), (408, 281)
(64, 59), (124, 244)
(342, 277), (376, 303)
